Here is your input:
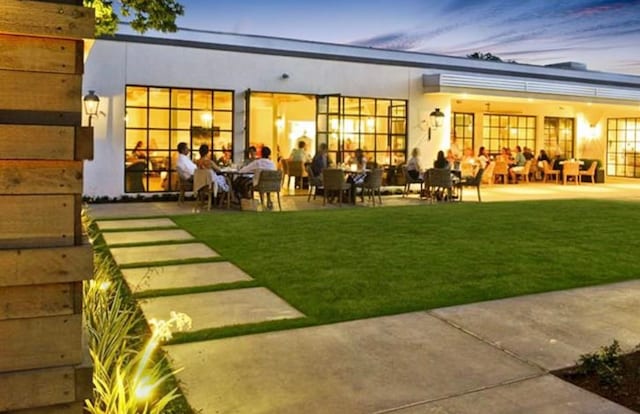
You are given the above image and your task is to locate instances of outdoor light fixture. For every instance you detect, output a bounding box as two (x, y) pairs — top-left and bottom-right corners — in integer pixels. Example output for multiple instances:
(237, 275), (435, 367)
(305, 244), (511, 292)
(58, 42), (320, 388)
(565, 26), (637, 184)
(83, 90), (100, 127)
(424, 107), (445, 140)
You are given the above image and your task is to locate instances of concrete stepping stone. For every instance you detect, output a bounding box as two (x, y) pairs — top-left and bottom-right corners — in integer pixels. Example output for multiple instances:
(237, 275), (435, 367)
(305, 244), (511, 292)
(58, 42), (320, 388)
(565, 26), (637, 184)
(163, 312), (540, 414)
(122, 262), (253, 293)
(110, 243), (218, 266)
(97, 218), (177, 230)
(395, 374), (635, 413)
(102, 229), (194, 245)
(138, 287), (303, 331)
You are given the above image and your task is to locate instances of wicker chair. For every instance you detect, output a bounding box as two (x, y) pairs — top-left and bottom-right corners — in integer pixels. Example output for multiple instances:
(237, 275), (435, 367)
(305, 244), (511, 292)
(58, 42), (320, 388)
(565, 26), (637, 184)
(253, 170), (283, 211)
(286, 160), (306, 190)
(543, 160), (561, 184)
(563, 161), (580, 185)
(322, 168), (351, 207)
(306, 164), (323, 202)
(177, 173), (193, 204)
(458, 168), (485, 202)
(481, 161), (495, 186)
(579, 160), (598, 184)
(357, 168), (383, 205)
(428, 168), (455, 202)
(493, 161), (509, 184)
(401, 165), (423, 197)
(511, 160), (532, 183)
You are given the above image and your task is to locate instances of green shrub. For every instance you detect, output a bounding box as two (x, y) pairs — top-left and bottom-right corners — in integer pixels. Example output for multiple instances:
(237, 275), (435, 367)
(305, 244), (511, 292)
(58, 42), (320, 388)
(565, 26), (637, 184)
(577, 339), (623, 387)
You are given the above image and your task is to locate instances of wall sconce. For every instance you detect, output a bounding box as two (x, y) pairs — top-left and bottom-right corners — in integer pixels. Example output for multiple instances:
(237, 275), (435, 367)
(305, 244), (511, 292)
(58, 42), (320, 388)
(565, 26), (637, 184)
(421, 107), (445, 140)
(588, 124), (598, 140)
(83, 90), (100, 127)
(275, 115), (285, 130)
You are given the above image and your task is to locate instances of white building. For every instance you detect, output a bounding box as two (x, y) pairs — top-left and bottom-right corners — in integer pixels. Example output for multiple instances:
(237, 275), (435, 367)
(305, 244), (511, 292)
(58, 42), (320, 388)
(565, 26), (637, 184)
(83, 33), (640, 197)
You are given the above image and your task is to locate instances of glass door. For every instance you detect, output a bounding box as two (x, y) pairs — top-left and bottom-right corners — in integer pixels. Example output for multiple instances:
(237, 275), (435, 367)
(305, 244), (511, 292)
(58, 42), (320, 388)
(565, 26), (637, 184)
(316, 94), (343, 164)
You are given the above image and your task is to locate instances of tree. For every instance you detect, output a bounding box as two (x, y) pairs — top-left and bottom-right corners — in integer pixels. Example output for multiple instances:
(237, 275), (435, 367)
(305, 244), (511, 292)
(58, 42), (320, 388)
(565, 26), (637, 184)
(84, 0), (185, 36)
(467, 52), (503, 62)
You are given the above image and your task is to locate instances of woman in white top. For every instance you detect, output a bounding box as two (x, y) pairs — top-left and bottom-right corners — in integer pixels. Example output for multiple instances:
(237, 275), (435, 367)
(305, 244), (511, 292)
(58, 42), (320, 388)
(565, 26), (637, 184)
(406, 147), (422, 180)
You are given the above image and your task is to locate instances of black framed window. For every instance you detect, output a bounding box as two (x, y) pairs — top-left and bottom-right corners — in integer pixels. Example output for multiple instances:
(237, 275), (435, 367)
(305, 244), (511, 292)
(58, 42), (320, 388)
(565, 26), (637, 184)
(483, 114), (536, 153)
(607, 117), (640, 178)
(544, 117), (574, 158)
(124, 85), (234, 192)
(452, 112), (474, 152)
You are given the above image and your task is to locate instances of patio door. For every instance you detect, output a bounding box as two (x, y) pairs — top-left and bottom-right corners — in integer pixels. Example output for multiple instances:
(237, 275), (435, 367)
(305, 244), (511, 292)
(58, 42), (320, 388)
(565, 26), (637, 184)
(316, 94), (343, 164)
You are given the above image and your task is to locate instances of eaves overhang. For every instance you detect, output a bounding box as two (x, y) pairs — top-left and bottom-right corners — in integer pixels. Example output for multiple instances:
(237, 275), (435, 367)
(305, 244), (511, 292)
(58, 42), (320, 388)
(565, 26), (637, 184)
(423, 73), (640, 105)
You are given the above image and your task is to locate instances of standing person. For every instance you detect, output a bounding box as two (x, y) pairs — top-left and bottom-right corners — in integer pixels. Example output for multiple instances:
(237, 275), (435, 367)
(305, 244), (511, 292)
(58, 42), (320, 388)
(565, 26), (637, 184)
(176, 142), (196, 181)
(406, 147), (423, 180)
(311, 143), (331, 177)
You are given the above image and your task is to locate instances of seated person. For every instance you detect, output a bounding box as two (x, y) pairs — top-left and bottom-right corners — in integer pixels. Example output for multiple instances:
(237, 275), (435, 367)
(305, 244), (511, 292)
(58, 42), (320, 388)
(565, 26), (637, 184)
(217, 149), (232, 167)
(433, 150), (450, 169)
(406, 147), (422, 180)
(234, 146), (276, 201)
(509, 145), (527, 182)
(311, 143), (331, 177)
(477, 146), (491, 169)
(176, 142), (196, 182)
(242, 146), (257, 167)
(289, 140), (311, 163)
(196, 144), (229, 193)
(346, 148), (367, 184)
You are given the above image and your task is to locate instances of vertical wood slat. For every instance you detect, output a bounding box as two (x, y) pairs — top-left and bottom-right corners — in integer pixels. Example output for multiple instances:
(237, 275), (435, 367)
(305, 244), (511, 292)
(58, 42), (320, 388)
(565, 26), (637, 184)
(0, 160), (83, 194)
(5, 401), (85, 414)
(0, 125), (93, 160)
(0, 70), (81, 112)
(0, 314), (82, 372)
(0, 195), (75, 248)
(0, 245), (93, 287)
(0, 0), (94, 40)
(0, 34), (82, 74)
(0, 367), (76, 411)
(0, 283), (74, 320)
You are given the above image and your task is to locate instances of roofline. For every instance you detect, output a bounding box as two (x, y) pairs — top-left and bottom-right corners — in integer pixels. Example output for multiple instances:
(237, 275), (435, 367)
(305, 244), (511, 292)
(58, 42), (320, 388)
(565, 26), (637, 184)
(104, 33), (640, 90)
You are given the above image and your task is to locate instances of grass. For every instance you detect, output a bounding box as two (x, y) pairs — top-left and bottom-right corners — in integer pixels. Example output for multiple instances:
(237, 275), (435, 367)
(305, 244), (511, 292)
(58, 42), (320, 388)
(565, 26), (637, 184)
(169, 199), (640, 338)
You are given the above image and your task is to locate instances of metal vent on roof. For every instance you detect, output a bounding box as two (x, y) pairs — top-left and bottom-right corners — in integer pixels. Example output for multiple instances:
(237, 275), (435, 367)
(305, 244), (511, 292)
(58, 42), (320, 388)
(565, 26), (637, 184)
(544, 62), (587, 71)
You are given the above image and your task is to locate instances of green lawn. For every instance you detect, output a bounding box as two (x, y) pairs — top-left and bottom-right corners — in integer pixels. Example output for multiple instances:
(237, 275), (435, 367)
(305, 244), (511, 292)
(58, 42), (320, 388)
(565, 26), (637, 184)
(169, 199), (639, 341)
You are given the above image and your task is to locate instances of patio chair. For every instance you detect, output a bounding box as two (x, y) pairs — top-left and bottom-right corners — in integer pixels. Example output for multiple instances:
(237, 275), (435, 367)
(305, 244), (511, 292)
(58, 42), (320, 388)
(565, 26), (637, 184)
(428, 168), (455, 202)
(177, 173), (193, 204)
(357, 167), (383, 205)
(286, 160), (306, 190)
(306, 164), (323, 202)
(322, 168), (351, 207)
(542, 160), (561, 184)
(458, 168), (484, 202)
(511, 160), (532, 183)
(481, 161), (495, 186)
(401, 164), (423, 197)
(493, 161), (509, 184)
(579, 160), (598, 184)
(253, 169), (283, 211)
(563, 161), (580, 185)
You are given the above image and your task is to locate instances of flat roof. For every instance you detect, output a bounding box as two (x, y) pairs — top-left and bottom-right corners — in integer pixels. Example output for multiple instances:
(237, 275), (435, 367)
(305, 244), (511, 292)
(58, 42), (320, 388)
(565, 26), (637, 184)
(106, 30), (640, 91)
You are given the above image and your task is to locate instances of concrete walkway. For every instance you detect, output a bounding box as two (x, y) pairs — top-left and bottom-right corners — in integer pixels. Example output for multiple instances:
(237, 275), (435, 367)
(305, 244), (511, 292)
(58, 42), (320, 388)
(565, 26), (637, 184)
(89, 185), (640, 413)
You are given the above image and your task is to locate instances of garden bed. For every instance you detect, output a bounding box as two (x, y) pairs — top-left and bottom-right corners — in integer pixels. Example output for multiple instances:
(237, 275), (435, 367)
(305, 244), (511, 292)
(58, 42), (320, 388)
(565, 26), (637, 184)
(554, 349), (640, 412)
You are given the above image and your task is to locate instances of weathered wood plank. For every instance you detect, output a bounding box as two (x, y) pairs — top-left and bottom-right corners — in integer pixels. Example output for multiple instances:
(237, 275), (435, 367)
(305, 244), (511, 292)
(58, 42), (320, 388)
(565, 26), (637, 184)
(0, 70), (81, 112)
(0, 245), (93, 287)
(0, 314), (82, 372)
(0, 195), (75, 248)
(74, 126), (93, 160)
(0, 125), (75, 160)
(0, 160), (83, 194)
(6, 401), (85, 414)
(0, 109), (80, 125)
(0, 283), (74, 320)
(0, 125), (93, 160)
(0, 367), (75, 411)
(0, 0), (94, 40)
(0, 34), (82, 74)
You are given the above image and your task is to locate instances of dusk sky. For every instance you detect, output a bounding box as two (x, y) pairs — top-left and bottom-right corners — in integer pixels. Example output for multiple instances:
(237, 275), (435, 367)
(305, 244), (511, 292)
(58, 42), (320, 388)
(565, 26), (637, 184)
(120, 0), (640, 75)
